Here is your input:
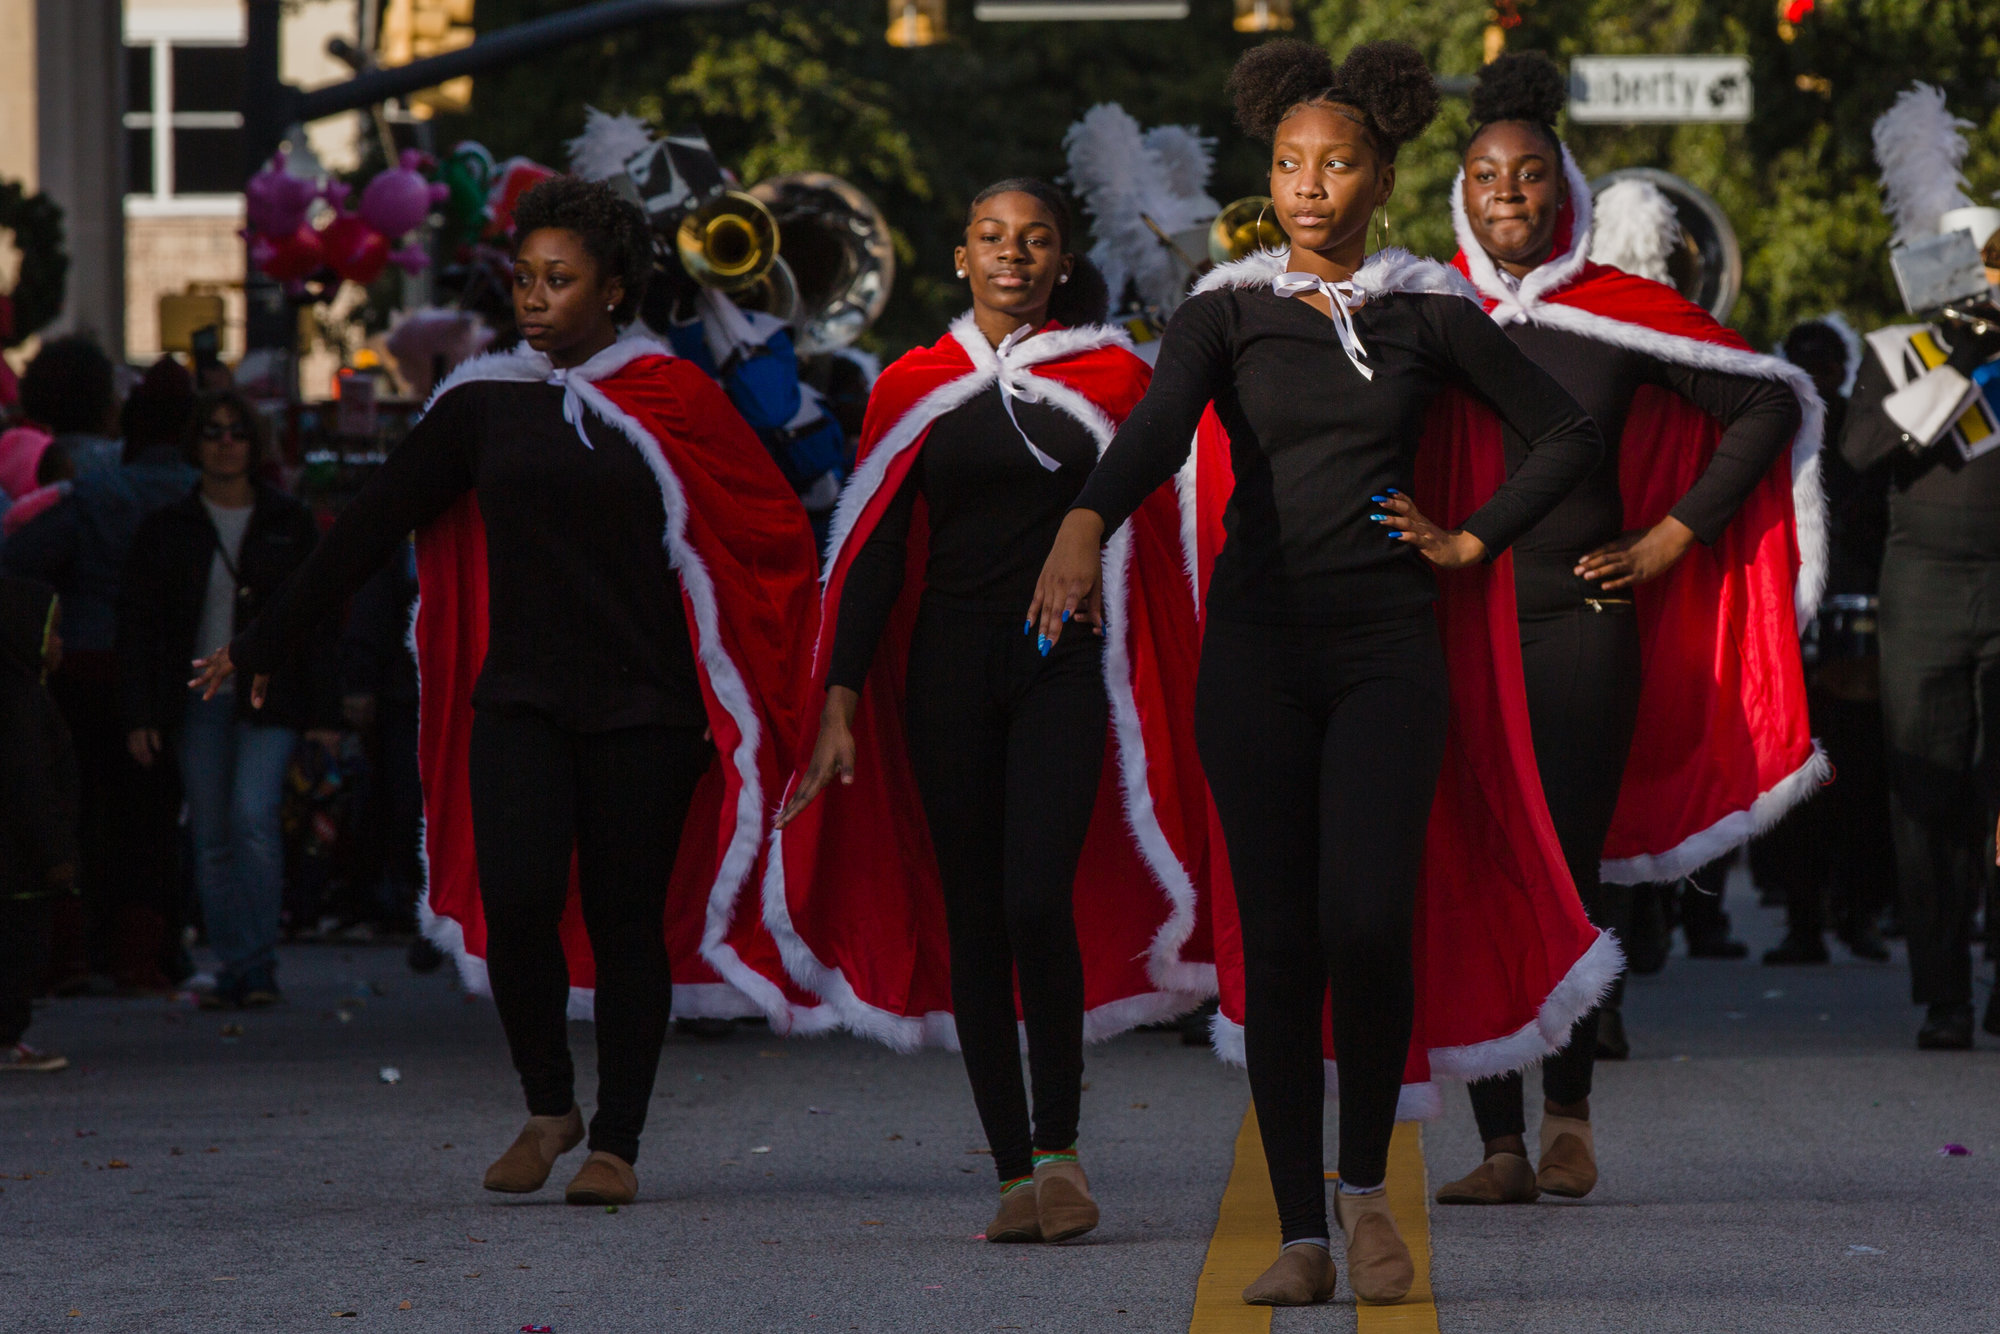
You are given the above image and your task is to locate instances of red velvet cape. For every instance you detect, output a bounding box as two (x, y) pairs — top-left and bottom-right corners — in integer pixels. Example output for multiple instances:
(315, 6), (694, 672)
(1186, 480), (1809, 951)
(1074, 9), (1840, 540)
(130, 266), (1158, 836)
(412, 337), (824, 1024)
(1188, 249), (1619, 1117)
(762, 316), (1216, 1050)
(1449, 147), (1826, 884)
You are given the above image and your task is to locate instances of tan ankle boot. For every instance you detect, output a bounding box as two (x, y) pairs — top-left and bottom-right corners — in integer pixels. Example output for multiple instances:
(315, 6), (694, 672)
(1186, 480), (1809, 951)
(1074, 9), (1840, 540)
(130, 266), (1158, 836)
(1242, 1243), (1338, 1306)
(564, 1150), (637, 1205)
(1537, 1114), (1597, 1198)
(1032, 1159), (1100, 1242)
(986, 1183), (1042, 1243)
(1435, 1151), (1539, 1205)
(1334, 1189), (1415, 1304)
(482, 1107), (584, 1193)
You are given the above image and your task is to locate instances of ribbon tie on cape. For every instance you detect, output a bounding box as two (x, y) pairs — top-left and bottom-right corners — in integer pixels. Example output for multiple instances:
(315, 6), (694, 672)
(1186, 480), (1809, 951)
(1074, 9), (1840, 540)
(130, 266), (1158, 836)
(545, 366), (595, 450)
(994, 324), (1065, 471)
(1273, 272), (1373, 381)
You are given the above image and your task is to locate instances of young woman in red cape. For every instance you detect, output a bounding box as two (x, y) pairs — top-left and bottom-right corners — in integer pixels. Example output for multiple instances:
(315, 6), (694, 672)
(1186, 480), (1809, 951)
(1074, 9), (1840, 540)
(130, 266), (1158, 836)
(192, 177), (821, 1206)
(772, 179), (1212, 1247)
(1034, 42), (1609, 1307)
(1430, 53), (1821, 1207)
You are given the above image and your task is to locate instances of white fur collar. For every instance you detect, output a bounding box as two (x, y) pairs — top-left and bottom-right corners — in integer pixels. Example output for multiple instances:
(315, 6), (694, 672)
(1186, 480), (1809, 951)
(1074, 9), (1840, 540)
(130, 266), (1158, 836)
(1192, 245), (1481, 304)
(945, 311), (1134, 374)
(1450, 145), (1596, 317)
(422, 331), (675, 414)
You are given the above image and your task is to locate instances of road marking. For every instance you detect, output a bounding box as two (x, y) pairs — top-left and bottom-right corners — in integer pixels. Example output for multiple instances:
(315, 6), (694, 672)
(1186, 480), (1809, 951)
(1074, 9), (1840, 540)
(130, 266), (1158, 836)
(1189, 1110), (1440, 1334)
(1357, 1123), (1440, 1334)
(1188, 1106), (1277, 1333)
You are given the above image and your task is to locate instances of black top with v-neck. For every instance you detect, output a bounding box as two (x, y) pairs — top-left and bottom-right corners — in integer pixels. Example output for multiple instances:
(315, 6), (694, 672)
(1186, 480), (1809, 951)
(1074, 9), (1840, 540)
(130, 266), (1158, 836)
(233, 379), (703, 732)
(826, 385), (1100, 690)
(1072, 283), (1602, 625)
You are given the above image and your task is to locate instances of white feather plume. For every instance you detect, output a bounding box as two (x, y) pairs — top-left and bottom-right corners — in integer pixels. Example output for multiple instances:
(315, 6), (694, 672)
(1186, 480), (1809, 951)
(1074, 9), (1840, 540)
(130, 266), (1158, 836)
(567, 106), (657, 182)
(1872, 82), (1974, 246)
(1143, 124), (1215, 201)
(1590, 180), (1681, 285)
(1064, 103), (1219, 315)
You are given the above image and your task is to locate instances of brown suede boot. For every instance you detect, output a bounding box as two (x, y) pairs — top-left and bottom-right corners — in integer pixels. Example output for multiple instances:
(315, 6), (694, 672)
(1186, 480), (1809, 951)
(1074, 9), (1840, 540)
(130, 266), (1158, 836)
(1434, 1151), (1539, 1205)
(1242, 1243), (1338, 1306)
(1537, 1114), (1597, 1198)
(482, 1107), (584, 1193)
(985, 1183), (1042, 1243)
(1032, 1159), (1099, 1242)
(564, 1150), (637, 1206)
(1334, 1189), (1415, 1304)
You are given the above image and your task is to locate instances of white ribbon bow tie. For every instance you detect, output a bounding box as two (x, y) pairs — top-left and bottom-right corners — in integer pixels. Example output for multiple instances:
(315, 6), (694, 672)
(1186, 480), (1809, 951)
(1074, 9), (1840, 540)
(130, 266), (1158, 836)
(1272, 272), (1374, 382)
(546, 367), (595, 451)
(1485, 268), (1531, 327)
(993, 324), (1064, 472)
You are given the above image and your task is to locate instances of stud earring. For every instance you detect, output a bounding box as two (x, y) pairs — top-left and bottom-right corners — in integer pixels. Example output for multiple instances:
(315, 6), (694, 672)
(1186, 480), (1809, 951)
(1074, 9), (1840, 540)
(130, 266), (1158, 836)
(1058, 273), (1069, 284)
(606, 303), (616, 312)
(955, 268), (966, 278)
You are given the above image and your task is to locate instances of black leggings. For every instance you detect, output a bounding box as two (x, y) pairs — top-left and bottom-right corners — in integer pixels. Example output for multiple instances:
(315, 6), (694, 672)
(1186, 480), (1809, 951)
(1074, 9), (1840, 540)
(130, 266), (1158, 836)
(468, 707), (711, 1164)
(902, 596), (1107, 1185)
(1196, 612), (1449, 1243)
(1468, 564), (1642, 1141)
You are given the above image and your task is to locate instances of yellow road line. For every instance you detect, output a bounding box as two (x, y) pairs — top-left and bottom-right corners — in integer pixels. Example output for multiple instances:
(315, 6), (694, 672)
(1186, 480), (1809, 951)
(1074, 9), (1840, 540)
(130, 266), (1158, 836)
(1357, 1123), (1440, 1334)
(1189, 1111), (1440, 1334)
(1187, 1107), (1277, 1333)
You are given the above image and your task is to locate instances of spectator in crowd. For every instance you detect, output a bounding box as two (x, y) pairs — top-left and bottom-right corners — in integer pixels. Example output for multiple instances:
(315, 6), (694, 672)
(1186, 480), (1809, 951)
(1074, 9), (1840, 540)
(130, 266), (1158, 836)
(118, 392), (340, 1008)
(338, 537), (424, 941)
(0, 422), (56, 536)
(5, 356), (204, 991)
(17, 335), (121, 476)
(1757, 318), (1895, 964)
(0, 575), (77, 1071)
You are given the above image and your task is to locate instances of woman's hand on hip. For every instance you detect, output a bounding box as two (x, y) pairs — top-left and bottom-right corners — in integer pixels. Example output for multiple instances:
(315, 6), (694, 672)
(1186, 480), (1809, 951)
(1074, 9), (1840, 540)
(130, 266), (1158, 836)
(1027, 509), (1107, 652)
(775, 686), (861, 830)
(1374, 490), (1487, 570)
(1576, 516), (1695, 591)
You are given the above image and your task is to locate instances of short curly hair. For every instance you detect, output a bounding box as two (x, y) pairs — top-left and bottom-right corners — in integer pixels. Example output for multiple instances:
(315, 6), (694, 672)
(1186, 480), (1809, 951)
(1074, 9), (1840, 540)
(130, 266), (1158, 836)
(1229, 38), (1439, 160)
(512, 174), (653, 324)
(1467, 51), (1566, 158)
(963, 178), (1112, 326)
(20, 335), (115, 435)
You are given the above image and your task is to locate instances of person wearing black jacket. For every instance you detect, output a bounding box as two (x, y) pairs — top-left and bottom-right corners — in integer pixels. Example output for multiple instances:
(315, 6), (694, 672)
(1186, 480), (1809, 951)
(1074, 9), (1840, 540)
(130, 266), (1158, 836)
(117, 392), (339, 1008)
(1842, 281), (2000, 1049)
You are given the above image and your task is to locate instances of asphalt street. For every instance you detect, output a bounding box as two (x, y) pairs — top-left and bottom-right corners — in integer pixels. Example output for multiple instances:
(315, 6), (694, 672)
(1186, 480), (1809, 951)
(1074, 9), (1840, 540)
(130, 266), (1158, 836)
(6, 871), (1997, 1334)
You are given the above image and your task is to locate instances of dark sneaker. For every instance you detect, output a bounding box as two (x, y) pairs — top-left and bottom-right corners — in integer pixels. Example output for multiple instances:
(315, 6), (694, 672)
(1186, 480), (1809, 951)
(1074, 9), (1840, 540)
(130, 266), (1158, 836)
(1685, 930), (1749, 960)
(239, 969), (282, 1008)
(1762, 933), (1830, 965)
(1838, 922), (1891, 962)
(1916, 1004), (1974, 1051)
(0, 1042), (69, 1072)
(1594, 1007), (1630, 1061)
(196, 976), (243, 1010)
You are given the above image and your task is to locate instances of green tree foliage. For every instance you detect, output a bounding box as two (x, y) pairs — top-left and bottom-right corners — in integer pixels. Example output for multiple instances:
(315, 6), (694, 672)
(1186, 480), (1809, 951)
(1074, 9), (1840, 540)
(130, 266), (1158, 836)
(442, 0), (1998, 353)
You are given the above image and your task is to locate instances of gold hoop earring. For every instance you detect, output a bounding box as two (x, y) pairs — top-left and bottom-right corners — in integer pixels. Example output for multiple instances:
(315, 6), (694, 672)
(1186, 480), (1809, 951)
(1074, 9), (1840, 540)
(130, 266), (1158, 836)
(1257, 201), (1274, 254)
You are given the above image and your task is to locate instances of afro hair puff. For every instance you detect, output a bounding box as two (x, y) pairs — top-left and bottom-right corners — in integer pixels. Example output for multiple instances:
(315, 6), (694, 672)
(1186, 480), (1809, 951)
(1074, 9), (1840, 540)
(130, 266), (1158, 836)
(1228, 39), (1439, 158)
(1469, 50), (1567, 132)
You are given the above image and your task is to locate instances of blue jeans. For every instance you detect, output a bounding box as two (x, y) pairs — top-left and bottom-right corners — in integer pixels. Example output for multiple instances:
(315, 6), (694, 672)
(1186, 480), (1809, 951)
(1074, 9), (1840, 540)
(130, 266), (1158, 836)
(178, 692), (296, 984)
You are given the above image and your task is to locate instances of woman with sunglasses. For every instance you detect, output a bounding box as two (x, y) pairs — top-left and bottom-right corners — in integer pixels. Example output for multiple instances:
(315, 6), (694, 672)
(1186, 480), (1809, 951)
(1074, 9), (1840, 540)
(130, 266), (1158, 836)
(118, 391), (341, 1008)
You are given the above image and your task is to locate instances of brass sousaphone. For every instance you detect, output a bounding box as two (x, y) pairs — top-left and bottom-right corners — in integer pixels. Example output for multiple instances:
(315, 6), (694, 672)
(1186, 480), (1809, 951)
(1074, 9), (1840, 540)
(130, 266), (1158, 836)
(1590, 168), (1743, 322)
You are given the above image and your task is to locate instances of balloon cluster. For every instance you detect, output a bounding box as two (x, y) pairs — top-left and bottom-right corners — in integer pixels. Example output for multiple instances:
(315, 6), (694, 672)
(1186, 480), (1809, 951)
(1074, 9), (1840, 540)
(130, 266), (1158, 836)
(245, 151), (447, 295)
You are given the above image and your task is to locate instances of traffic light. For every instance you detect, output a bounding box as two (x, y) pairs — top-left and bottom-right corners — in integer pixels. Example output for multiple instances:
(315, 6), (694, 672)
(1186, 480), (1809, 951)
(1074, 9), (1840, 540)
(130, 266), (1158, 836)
(379, 0), (475, 117)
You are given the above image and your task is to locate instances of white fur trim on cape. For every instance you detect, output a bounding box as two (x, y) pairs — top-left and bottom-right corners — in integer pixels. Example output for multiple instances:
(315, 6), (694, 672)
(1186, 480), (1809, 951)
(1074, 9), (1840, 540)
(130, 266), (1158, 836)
(1193, 245), (1482, 303)
(762, 314), (1213, 1051)
(1451, 158), (1831, 880)
(410, 332), (801, 1027)
(1203, 927), (1622, 1118)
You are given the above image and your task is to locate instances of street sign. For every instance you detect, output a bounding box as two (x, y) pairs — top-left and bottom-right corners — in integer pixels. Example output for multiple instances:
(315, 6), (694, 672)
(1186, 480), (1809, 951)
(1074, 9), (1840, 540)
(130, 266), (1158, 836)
(1568, 55), (1753, 124)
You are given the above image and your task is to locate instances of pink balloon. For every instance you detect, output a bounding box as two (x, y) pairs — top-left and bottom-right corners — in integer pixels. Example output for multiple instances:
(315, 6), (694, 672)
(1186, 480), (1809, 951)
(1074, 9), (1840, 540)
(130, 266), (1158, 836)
(245, 155), (319, 238)
(358, 156), (438, 239)
(258, 225), (325, 283)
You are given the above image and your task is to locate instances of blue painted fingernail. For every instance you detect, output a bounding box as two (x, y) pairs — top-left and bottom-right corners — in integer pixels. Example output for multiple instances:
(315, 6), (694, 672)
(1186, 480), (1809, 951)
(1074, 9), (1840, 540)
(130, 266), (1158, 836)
(1023, 619), (1033, 635)
(1387, 488), (1400, 496)
(1061, 609), (1071, 623)
(1037, 635), (1051, 656)
(1369, 513), (1387, 522)
(1387, 531), (1402, 541)
(1371, 494), (1387, 504)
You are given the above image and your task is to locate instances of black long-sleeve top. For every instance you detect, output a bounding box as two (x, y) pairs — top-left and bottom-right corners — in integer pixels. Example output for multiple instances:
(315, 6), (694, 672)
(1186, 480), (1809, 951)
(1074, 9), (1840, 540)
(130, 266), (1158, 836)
(1071, 285), (1603, 624)
(1497, 323), (1801, 560)
(232, 380), (703, 733)
(826, 386), (1101, 690)
(1841, 338), (2000, 559)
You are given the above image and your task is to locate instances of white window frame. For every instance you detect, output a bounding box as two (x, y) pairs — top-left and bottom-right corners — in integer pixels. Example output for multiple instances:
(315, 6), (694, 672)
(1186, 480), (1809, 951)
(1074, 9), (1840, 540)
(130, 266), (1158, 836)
(122, 6), (249, 218)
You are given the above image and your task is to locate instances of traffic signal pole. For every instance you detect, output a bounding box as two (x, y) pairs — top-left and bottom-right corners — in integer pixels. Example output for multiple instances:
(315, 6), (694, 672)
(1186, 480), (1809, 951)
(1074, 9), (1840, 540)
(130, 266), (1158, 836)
(240, 0), (749, 355)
